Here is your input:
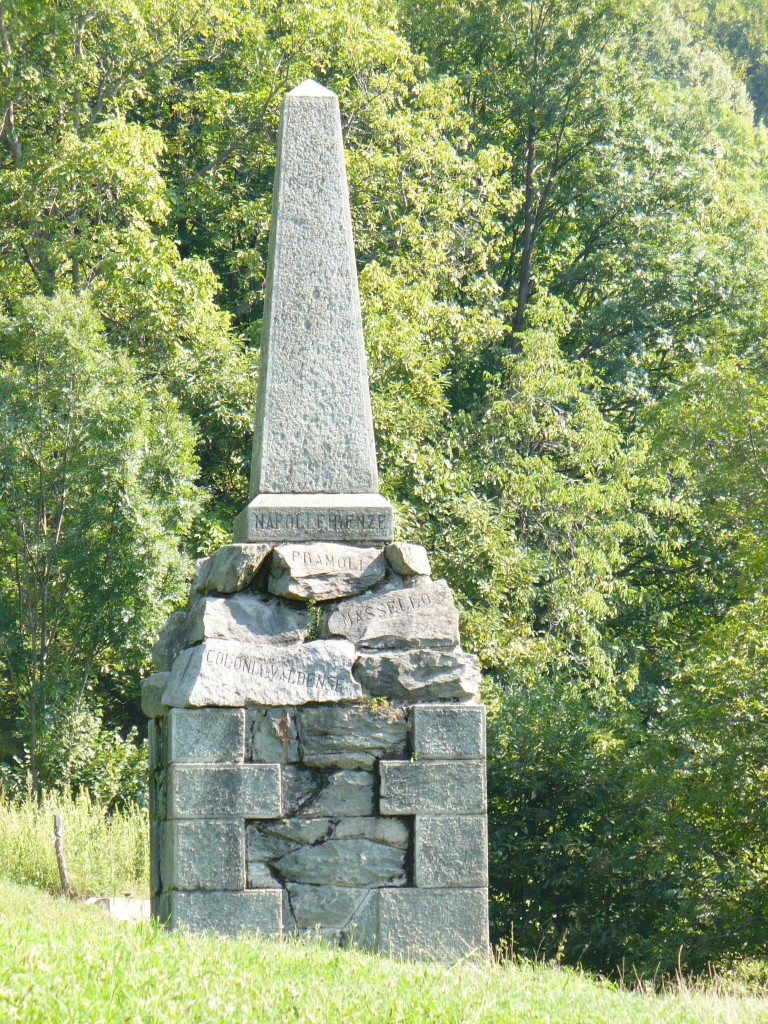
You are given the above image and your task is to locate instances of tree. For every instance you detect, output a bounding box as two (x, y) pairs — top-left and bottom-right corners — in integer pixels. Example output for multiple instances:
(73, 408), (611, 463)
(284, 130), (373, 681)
(0, 292), (198, 796)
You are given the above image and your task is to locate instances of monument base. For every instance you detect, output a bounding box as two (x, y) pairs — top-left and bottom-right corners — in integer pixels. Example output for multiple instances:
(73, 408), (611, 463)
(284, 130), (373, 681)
(233, 493), (394, 544)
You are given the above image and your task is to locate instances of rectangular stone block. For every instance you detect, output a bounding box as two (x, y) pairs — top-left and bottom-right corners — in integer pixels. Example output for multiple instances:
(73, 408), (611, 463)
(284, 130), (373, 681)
(410, 704), (486, 760)
(168, 708), (245, 764)
(414, 816), (488, 888)
(379, 761), (486, 816)
(168, 890), (283, 937)
(162, 819), (245, 891)
(235, 494), (394, 544)
(148, 718), (162, 771)
(168, 764), (281, 819)
(377, 888), (489, 961)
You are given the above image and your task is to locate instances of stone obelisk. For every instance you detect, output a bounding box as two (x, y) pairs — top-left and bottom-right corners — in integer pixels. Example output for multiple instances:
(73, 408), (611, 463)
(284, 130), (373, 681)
(145, 82), (489, 961)
(234, 80), (394, 544)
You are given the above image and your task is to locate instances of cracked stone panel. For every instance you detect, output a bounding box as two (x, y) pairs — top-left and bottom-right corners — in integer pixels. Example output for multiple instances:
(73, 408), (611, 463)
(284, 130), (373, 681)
(297, 705), (407, 769)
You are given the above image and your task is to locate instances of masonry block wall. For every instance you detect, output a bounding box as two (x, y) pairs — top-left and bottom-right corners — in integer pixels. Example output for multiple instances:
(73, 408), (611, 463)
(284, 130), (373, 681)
(145, 541), (489, 961)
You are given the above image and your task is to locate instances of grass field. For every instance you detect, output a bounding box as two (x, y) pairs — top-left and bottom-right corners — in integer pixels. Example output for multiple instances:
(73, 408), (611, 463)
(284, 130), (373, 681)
(1, 879), (767, 1024)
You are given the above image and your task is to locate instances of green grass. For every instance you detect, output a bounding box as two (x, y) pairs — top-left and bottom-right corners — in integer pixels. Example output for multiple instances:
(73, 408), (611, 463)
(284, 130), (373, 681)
(1, 880), (767, 1024)
(0, 790), (148, 897)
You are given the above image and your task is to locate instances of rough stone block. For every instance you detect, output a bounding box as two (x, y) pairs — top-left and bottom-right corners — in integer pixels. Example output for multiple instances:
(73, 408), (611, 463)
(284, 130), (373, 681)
(142, 672), (169, 718)
(268, 544), (386, 602)
(300, 769), (375, 817)
(377, 888), (489, 961)
(410, 704), (486, 760)
(163, 639), (360, 707)
(280, 766), (322, 815)
(162, 819), (245, 891)
(168, 708), (244, 764)
(186, 592), (307, 646)
(414, 816), (488, 888)
(168, 890), (282, 937)
(355, 649), (480, 701)
(298, 705), (406, 769)
(193, 543), (271, 594)
(324, 578), (459, 650)
(151, 610), (187, 672)
(332, 816), (409, 849)
(248, 708), (299, 763)
(385, 542), (431, 577)
(273, 838), (406, 887)
(168, 764), (281, 819)
(379, 761), (486, 816)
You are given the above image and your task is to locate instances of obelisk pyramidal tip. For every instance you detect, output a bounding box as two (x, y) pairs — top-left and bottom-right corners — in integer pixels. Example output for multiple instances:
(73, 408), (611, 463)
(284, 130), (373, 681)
(234, 82), (394, 544)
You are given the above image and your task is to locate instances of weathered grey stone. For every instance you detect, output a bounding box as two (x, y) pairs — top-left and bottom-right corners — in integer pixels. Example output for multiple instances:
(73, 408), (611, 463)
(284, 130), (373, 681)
(234, 493), (394, 544)
(268, 544), (385, 602)
(379, 761), (486, 816)
(274, 838), (406, 887)
(331, 816), (409, 849)
(142, 672), (169, 719)
(167, 764), (281, 819)
(411, 704), (486, 760)
(167, 708), (244, 764)
(301, 770), (375, 817)
(245, 825), (294, 889)
(298, 705), (406, 769)
(377, 888), (489, 961)
(414, 816), (488, 889)
(152, 890), (170, 925)
(162, 819), (245, 891)
(187, 592), (308, 646)
(287, 885), (371, 930)
(248, 708), (299, 763)
(193, 543), (271, 594)
(281, 766), (322, 815)
(355, 648), (480, 701)
(148, 718), (162, 771)
(150, 819), (161, 894)
(386, 542), (431, 577)
(151, 610), (187, 672)
(163, 639), (360, 707)
(247, 80), (379, 499)
(324, 577), (459, 649)
(256, 818), (333, 846)
(168, 890), (282, 937)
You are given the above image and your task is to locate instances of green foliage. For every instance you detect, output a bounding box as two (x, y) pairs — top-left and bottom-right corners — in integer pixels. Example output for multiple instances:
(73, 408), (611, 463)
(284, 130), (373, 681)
(0, 792), (148, 897)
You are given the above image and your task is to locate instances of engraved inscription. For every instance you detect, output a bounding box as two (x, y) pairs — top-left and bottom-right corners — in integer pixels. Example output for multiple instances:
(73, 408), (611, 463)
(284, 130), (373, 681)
(337, 590), (434, 629)
(251, 511), (389, 532)
(203, 648), (339, 692)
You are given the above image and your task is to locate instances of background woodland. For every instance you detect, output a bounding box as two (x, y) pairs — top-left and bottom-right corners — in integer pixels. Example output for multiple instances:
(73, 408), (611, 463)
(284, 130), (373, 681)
(1, 0), (767, 975)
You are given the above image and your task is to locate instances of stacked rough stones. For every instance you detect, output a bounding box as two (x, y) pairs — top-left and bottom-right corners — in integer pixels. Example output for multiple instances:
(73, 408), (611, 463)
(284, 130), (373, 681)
(144, 539), (489, 960)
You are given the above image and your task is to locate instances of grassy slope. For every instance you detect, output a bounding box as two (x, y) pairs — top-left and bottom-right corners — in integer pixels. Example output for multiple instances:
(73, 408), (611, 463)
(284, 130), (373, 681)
(1, 881), (767, 1024)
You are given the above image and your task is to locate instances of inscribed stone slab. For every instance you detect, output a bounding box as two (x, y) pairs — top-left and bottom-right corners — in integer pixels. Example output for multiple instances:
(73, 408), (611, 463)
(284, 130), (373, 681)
(324, 578), (459, 649)
(162, 638), (359, 707)
(268, 543), (385, 601)
(234, 493), (394, 544)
